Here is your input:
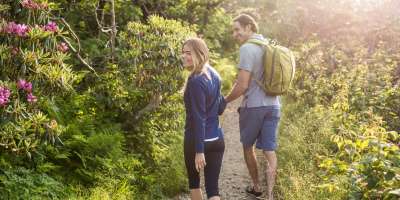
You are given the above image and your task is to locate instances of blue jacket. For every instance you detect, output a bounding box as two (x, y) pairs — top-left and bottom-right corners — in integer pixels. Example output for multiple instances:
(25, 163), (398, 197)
(184, 66), (226, 153)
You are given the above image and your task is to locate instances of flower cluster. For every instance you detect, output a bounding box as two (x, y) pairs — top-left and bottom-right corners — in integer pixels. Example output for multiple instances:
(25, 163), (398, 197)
(43, 21), (58, 33)
(17, 79), (37, 103)
(1, 20), (60, 38)
(0, 87), (11, 107)
(17, 79), (32, 92)
(57, 42), (69, 53)
(21, 0), (48, 10)
(2, 22), (29, 37)
(27, 93), (37, 103)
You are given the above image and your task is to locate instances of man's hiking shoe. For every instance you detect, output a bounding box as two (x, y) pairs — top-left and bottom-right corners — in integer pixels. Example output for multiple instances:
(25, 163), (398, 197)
(245, 186), (262, 198)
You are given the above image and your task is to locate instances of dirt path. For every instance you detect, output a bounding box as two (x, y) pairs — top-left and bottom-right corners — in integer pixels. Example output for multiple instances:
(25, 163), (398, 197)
(172, 99), (266, 200)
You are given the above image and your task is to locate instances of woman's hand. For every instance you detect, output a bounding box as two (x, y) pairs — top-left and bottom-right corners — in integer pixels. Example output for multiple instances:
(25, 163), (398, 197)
(218, 96), (227, 115)
(195, 153), (206, 172)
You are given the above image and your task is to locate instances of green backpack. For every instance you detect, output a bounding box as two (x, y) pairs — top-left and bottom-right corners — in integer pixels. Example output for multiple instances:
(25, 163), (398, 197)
(247, 39), (296, 96)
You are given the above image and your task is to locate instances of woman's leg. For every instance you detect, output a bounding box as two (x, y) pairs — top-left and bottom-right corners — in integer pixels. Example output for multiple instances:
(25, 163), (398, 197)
(185, 138), (203, 199)
(208, 196), (220, 200)
(190, 189), (203, 200)
(204, 138), (225, 199)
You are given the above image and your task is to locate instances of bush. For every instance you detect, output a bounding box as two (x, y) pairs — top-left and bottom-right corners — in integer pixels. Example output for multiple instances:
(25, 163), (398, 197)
(0, 0), (75, 157)
(1, 2), (195, 197)
(212, 58), (237, 93)
(0, 167), (70, 200)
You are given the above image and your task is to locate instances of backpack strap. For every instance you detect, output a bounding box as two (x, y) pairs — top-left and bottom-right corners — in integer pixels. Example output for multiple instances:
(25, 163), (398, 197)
(245, 38), (269, 94)
(246, 38), (269, 46)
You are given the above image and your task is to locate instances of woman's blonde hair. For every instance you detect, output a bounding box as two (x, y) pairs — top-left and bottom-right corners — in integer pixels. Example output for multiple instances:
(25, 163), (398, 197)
(183, 37), (210, 77)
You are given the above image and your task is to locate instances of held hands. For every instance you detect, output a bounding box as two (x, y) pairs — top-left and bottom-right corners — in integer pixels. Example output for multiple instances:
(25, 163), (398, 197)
(218, 96), (228, 115)
(195, 153), (206, 172)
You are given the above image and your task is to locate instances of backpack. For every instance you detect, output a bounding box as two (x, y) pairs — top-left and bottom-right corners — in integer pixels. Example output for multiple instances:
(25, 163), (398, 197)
(246, 38), (296, 96)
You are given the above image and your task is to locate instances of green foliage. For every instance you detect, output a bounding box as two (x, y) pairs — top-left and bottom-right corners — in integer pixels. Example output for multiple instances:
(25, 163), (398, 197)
(91, 15), (194, 116)
(212, 58), (237, 93)
(0, 167), (70, 200)
(289, 39), (400, 200)
(0, 0), (74, 157)
(276, 102), (339, 200)
(319, 131), (400, 199)
(0, 7), (76, 93)
(119, 15), (193, 94)
(72, 178), (133, 200)
(126, 93), (187, 197)
(200, 7), (235, 55)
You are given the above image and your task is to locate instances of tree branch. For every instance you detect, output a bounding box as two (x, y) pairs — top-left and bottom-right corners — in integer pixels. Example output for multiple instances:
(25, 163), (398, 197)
(60, 18), (81, 52)
(60, 36), (97, 76)
(110, 0), (117, 62)
(95, 0), (111, 36)
(134, 94), (163, 120)
(58, 18), (97, 76)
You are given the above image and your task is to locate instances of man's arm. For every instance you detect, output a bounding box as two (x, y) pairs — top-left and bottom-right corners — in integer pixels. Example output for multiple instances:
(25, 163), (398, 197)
(225, 69), (251, 103)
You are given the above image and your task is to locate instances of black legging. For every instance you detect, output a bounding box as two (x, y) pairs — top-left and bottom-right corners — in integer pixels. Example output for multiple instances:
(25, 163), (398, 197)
(184, 136), (225, 198)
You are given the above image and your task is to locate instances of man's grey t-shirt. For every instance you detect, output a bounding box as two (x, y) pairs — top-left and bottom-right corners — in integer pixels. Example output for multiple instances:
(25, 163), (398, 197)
(237, 34), (280, 108)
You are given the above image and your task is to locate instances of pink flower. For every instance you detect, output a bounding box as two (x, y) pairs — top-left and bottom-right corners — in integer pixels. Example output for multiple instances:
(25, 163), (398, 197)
(24, 82), (32, 92)
(17, 79), (32, 92)
(44, 21), (58, 33)
(3, 22), (29, 37)
(3, 90), (10, 99)
(27, 93), (37, 103)
(17, 79), (27, 90)
(0, 98), (7, 106)
(57, 42), (69, 53)
(4, 22), (17, 34)
(0, 86), (11, 106)
(15, 24), (29, 37)
(22, 0), (34, 8)
(21, 0), (40, 10)
(21, 0), (47, 10)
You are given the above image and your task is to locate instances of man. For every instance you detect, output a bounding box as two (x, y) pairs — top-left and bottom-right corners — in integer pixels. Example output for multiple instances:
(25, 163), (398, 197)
(224, 14), (281, 200)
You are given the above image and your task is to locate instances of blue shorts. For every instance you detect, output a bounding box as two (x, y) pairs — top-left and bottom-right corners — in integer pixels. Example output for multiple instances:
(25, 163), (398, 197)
(238, 106), (280, 151)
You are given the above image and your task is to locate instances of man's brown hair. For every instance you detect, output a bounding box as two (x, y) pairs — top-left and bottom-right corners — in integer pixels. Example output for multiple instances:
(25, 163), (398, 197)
(233, 14), (258, 33)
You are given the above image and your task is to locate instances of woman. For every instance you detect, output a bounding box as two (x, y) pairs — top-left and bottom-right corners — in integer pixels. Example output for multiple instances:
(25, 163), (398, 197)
(181, 37), (226, 200)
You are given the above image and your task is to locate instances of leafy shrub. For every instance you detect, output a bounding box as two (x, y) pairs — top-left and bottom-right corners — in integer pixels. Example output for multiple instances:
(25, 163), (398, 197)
(319, 130), (400, 199)
(289, 37), (400, 200)
(212, 58), (237, 93)
(0, 0), (75, 157)
(0, 167), (70, 200)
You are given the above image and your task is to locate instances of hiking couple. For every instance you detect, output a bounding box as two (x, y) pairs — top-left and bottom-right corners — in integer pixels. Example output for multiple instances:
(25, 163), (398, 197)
(182, 14), (288, 200)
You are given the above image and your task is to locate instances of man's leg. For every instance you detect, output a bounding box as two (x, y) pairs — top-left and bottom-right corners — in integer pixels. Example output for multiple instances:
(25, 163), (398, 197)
(263, 150), (277, 200)
(243, 145), (261, 192)
(239, 107), (265, 194)
(257, 108), (280, 200)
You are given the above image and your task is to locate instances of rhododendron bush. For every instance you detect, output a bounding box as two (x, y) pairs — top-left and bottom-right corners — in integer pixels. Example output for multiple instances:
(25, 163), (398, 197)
(0, 0), (74, 156)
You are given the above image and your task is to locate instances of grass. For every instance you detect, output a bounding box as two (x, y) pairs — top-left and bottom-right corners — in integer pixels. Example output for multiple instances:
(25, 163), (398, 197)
(275, 100), (342, 200)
